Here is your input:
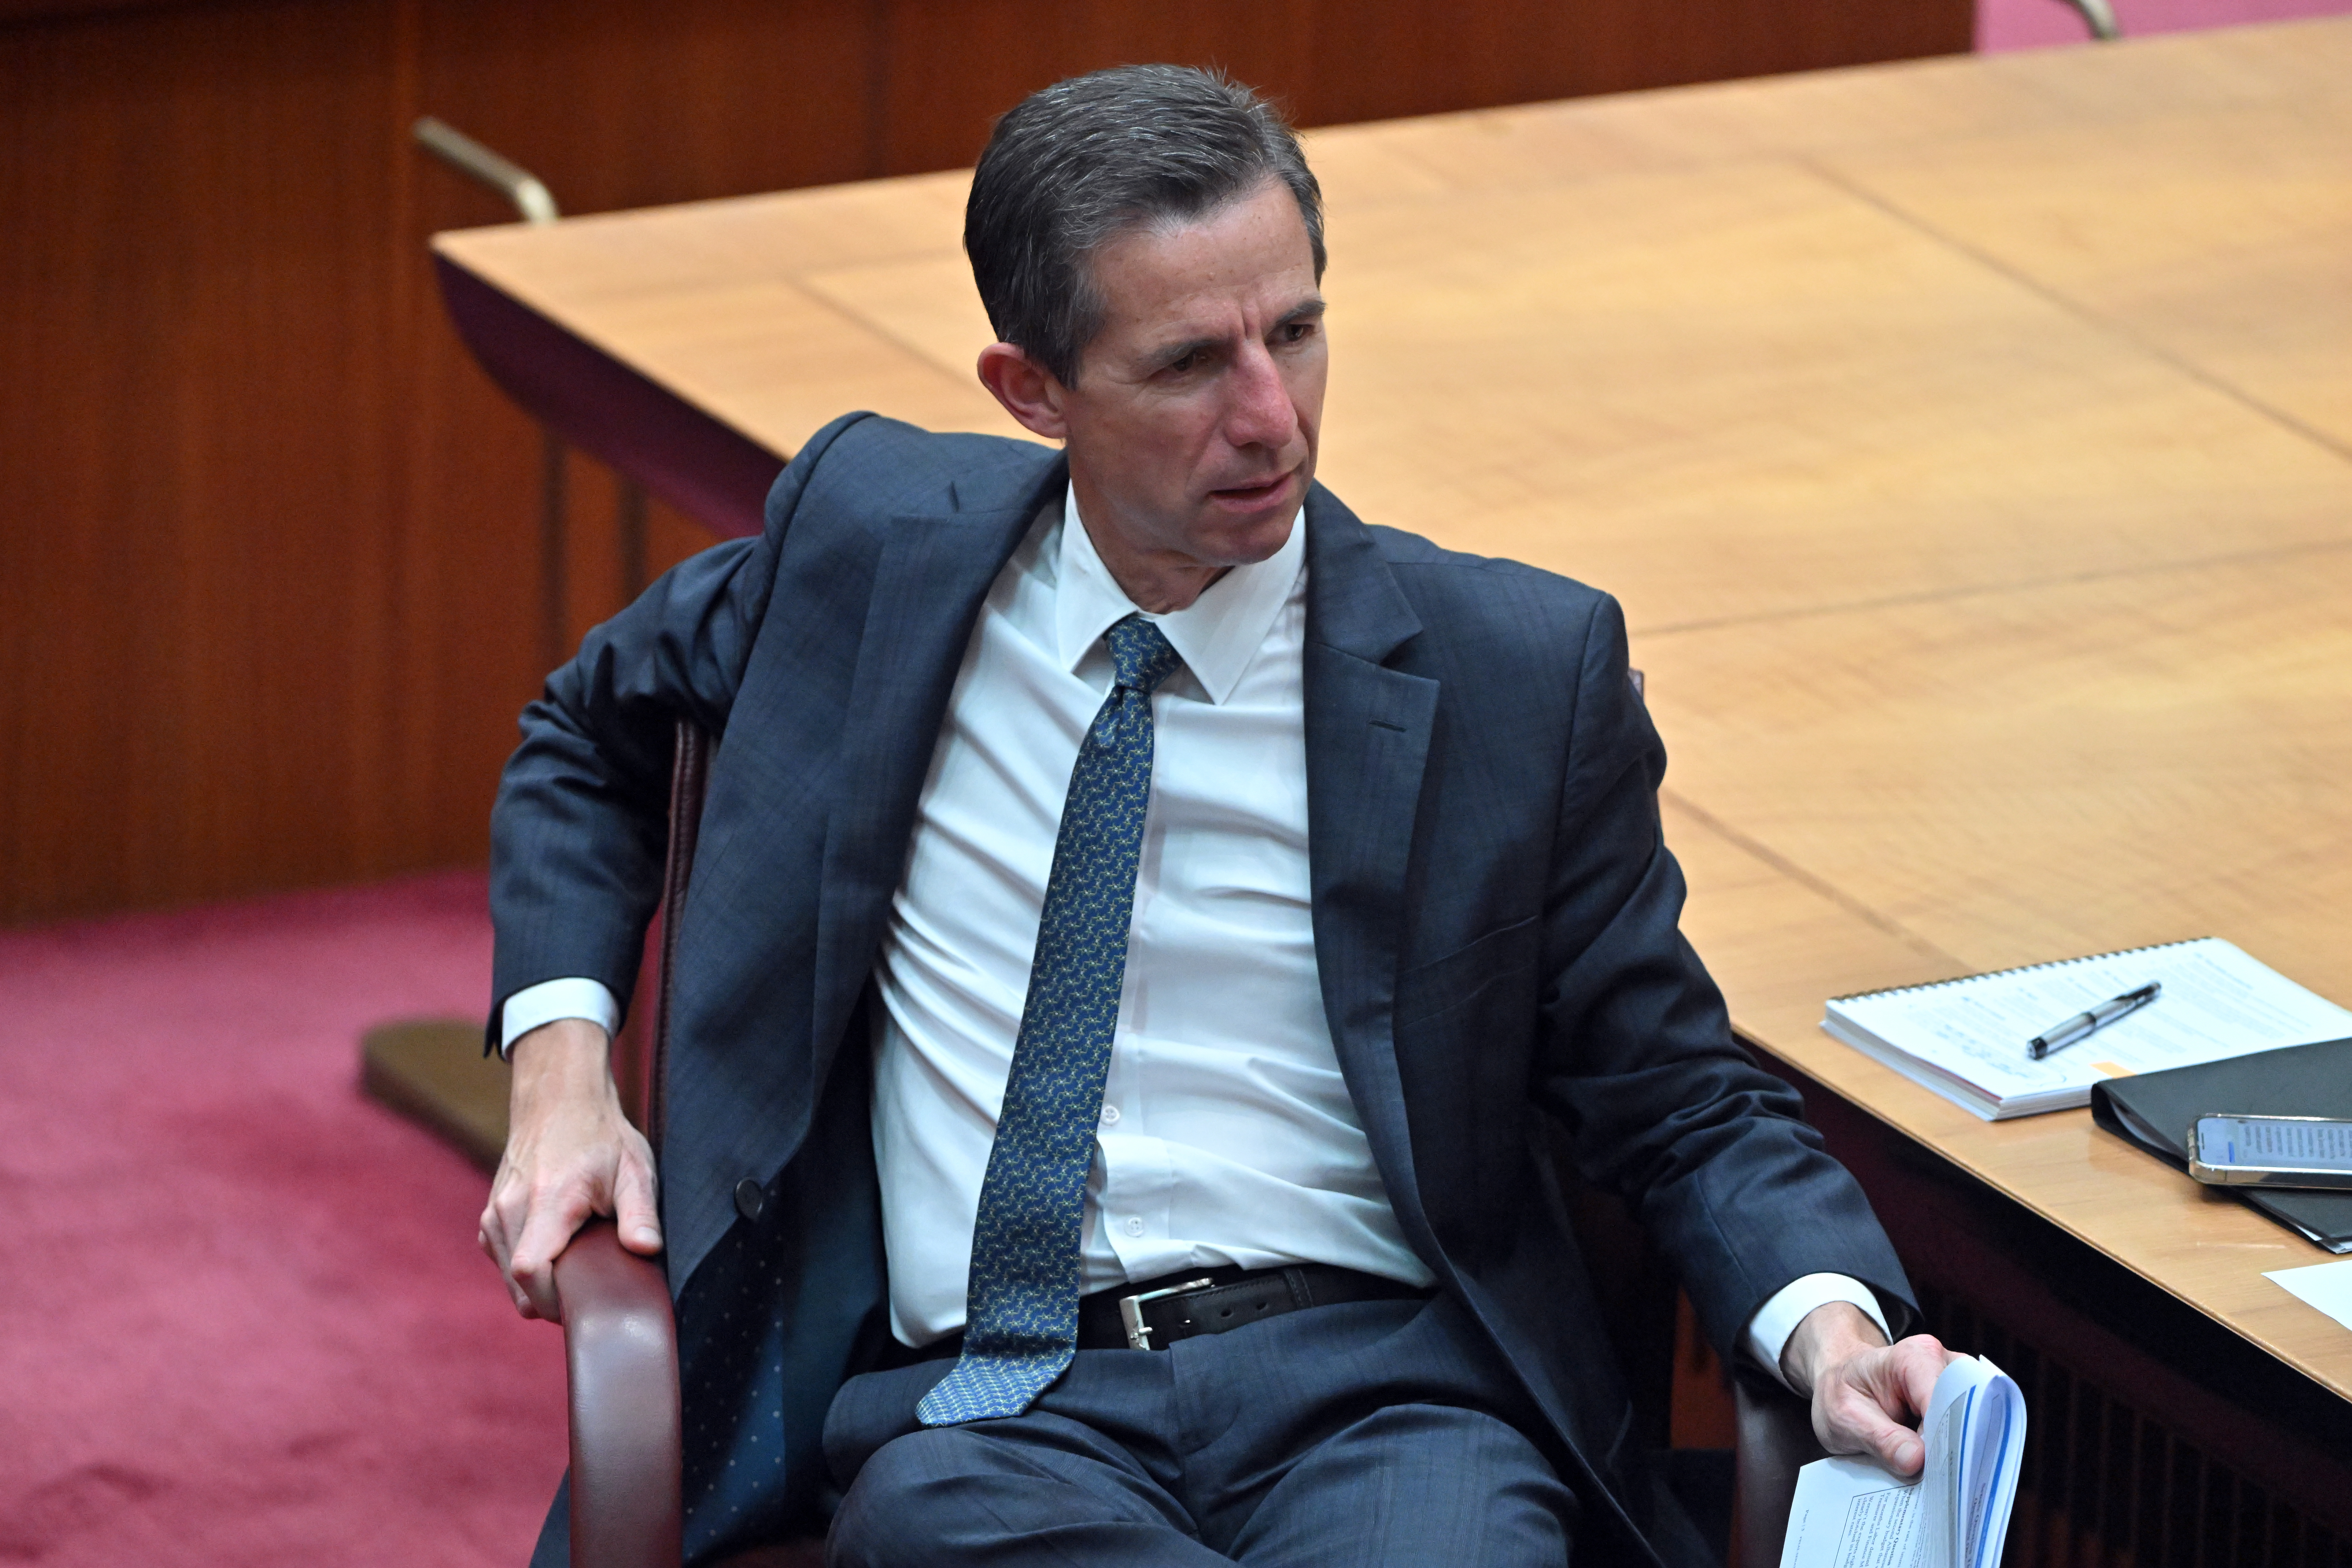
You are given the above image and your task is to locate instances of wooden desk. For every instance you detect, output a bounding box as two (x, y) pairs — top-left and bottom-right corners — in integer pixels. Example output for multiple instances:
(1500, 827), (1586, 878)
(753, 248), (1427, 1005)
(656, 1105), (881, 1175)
(435, 17), (2352, 1551)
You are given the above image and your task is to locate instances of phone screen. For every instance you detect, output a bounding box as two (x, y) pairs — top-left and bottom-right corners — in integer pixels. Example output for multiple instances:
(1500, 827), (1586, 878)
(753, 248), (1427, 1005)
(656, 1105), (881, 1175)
(2195, 1115), (2352, 1172)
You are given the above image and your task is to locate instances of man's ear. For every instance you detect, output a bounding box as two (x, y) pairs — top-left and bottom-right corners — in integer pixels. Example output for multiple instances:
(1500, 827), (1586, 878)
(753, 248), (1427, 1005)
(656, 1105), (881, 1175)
(976, 342), (1072, 441)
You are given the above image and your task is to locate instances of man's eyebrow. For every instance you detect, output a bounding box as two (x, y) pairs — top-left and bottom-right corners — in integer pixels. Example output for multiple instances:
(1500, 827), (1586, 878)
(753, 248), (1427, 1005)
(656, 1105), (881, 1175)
(1150, 332), (1224, 365)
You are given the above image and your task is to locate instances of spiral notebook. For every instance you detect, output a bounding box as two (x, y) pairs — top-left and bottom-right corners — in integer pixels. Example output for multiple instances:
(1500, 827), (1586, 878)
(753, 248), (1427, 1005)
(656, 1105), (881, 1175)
(1821, 938), (2352, 1121)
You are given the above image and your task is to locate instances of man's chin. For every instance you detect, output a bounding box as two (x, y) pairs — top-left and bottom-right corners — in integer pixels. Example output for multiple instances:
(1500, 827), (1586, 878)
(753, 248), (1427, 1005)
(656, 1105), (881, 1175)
(1195, 506), (1298, 569)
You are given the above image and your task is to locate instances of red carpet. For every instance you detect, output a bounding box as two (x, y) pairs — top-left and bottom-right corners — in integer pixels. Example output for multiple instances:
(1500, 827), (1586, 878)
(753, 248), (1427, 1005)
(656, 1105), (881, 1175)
(0, 872), (564, 1566)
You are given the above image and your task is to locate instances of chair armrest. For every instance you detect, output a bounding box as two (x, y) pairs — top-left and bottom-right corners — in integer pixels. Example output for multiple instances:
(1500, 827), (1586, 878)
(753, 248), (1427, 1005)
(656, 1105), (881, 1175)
(1731, 1369), (1826, 1568)
(555, 1218), (683, 1568)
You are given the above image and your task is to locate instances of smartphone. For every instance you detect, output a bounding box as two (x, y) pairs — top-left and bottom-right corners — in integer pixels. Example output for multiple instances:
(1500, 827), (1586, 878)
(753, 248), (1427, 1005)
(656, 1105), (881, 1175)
(2187, 1114), (2352, 1190)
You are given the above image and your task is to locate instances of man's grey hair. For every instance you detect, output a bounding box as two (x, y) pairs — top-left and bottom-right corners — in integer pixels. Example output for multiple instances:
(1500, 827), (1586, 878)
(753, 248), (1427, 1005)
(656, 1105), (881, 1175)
(964, 64), (1326, 388)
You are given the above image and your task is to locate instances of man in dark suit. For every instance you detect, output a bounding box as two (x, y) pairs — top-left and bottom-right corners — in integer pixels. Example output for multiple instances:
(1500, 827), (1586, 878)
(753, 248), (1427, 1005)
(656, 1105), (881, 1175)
(480, 64), (1951, 1567)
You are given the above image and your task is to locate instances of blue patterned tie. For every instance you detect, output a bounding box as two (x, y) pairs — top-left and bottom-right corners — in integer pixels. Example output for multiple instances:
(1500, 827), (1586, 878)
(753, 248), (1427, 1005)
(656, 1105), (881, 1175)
(916, 614), (1185, 1426)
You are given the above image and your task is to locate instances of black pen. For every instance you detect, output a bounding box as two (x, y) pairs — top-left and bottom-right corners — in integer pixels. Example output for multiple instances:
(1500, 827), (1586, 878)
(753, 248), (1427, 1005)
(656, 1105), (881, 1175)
(2027, 981), (2162, 1060)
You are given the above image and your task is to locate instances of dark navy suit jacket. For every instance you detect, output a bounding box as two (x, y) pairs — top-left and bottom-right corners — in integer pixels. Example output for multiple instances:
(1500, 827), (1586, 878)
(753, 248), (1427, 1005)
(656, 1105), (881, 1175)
(490, 413), (1913, 1566)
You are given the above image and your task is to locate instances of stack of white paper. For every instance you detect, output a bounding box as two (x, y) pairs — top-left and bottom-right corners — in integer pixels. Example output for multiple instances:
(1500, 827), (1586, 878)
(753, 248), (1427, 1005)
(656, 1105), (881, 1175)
(1779, 1357), (2025, 1568)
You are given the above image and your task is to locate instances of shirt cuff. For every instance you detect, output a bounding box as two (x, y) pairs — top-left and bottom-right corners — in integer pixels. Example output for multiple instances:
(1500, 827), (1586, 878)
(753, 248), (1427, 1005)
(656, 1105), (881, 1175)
(1743, 1273), (1892, 1389)
(499, 977), (620, 1059)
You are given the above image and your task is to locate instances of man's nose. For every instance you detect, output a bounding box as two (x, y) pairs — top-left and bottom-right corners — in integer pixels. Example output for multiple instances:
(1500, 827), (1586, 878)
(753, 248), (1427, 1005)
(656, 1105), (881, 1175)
(1221, 340), (1298, 452)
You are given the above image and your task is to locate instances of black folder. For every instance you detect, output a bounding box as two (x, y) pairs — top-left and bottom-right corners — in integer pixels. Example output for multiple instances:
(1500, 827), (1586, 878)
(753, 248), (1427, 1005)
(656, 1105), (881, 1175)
(2091, 1037), (2352, 1253)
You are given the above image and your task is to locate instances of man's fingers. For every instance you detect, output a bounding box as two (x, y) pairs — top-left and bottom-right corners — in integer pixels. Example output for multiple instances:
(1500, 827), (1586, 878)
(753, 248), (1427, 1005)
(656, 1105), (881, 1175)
(507, 1184), (596, 1323)
(1813, 1334), (1963, 1479)
(1823, 1384), (1927, 1478)
(478, 1039), (641, 1320)
(1891, 1333), (1953, 1417)
(478, 1187), (519, 1269)
(1877, 1427), (1925, 1477)
(613, 1151), (664, 1256)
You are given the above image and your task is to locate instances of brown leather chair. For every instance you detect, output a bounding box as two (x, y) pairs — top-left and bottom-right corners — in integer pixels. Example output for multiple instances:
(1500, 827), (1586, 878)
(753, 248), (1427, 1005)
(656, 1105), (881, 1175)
(546, 720), (1824, 1568)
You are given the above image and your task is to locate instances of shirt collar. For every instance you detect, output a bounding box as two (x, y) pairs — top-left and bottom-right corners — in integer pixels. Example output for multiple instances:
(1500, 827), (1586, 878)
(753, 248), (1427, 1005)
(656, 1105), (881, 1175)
(1052, 485), (1306, 706)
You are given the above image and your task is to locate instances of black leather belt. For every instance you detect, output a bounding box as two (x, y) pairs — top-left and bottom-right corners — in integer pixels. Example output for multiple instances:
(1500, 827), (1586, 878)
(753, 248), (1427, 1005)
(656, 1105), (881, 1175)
(905, 1264), (1431, 1363)
(1081, 1262), (1430, 1351)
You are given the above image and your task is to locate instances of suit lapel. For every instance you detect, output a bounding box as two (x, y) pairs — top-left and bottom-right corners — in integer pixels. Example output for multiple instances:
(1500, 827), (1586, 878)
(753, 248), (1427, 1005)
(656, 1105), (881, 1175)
(1299, 486), (1442, 1254)
(807, 463), (1063, 1083)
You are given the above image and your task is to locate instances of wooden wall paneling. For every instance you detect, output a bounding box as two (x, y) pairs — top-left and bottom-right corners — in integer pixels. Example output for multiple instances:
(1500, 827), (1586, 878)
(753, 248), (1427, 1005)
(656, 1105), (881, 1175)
(391, 0), (882, 878)
(561, 455), (627, 659)
(0, 0), (217, 20)
(641, 495), (723, 586)
(552, 464), (725, 657)
(874, 0), (1320, 176)
(0, 0), (1969, 925)
(1, 0), (872, 922)
(0, 0), (411, 920)
(383, 218), (547, 879)
(1569, 0), (1975, 98)
(1296, 0), (1590, 127)
(1299, 0), (1973, 127)
(409, 0), (884, 215)
(872, 0), (1975, 178)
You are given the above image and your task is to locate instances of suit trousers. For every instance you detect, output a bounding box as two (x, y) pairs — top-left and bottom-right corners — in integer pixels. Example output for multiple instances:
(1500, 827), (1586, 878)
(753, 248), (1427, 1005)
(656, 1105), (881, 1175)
(820, 1292), (1580, 1567)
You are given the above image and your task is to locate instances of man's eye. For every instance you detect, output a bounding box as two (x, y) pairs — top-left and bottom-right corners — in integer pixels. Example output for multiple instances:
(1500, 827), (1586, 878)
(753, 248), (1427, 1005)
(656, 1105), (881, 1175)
(1167, 351), (1202, 373)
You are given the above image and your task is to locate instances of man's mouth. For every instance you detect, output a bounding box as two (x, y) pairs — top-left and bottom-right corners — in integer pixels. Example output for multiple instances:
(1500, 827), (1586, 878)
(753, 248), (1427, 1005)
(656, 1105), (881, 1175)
(1211, 472), (1290, 503)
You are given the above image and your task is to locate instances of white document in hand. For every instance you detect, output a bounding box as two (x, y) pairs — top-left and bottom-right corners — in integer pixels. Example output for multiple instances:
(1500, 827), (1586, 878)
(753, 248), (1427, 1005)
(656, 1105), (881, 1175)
(1777, 1357), (2026, 1568)
(1777, 1456), (1922, 1567)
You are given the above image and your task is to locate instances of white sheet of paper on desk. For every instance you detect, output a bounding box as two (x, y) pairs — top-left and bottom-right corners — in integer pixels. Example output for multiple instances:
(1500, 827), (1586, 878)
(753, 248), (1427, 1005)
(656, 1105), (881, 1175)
(2264, 1259), (2352, 1330)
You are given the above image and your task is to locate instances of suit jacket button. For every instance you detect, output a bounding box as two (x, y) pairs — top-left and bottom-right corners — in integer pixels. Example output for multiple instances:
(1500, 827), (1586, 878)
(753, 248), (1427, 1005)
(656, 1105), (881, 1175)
(734, 1177), (766, 1223)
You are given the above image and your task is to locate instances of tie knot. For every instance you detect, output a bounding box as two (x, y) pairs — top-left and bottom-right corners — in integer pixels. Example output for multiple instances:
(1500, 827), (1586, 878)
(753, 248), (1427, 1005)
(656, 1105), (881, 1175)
(1107, 615), (1183, 697)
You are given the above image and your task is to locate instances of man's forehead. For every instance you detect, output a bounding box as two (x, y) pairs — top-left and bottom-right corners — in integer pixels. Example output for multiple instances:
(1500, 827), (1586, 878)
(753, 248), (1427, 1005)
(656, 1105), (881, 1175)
(1090, 190), (1320, 337)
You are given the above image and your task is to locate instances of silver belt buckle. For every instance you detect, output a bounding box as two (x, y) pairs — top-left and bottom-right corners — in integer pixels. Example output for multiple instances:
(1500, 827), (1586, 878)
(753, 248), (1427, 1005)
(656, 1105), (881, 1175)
(1117, 1277), (1216, 1350)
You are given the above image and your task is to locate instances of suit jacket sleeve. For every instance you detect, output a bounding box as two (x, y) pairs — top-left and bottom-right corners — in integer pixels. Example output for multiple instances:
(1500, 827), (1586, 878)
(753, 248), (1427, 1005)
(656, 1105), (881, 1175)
(1531, 592), (1915, 1357)
(485, 412), (873, 1041)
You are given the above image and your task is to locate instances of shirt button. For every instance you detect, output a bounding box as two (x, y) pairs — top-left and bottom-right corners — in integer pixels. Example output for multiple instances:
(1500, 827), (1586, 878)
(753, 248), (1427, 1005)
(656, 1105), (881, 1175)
(1100, 1105), (1121, 1125)
(1124, 1217), (1145, 1237)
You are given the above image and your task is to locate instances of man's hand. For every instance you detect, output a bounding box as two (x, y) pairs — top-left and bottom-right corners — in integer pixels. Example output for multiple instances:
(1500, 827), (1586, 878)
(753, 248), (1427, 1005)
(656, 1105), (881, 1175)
(478, 1017), (661, 1323)
(1779, 1301), (1960, 1477)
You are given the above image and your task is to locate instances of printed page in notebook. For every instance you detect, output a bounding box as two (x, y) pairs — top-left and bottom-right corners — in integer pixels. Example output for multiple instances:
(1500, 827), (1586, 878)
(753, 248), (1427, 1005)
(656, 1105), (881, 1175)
(1828, 939), (2352, 1115)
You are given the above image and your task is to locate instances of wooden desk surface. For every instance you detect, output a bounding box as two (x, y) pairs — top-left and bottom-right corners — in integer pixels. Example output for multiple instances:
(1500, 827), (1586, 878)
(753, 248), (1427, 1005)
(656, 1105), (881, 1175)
(434, 20), (2352, 1398)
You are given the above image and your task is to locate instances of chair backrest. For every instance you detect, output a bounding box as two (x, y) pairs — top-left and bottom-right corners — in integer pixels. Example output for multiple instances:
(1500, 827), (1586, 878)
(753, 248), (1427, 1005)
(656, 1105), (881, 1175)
(643, 719), (713, 1156)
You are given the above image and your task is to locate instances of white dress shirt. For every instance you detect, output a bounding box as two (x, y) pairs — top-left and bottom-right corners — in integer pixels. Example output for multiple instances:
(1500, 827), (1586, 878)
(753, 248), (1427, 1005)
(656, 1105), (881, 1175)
(869, 491), (1428, 1347)
(501, 486), (1888, 1374)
